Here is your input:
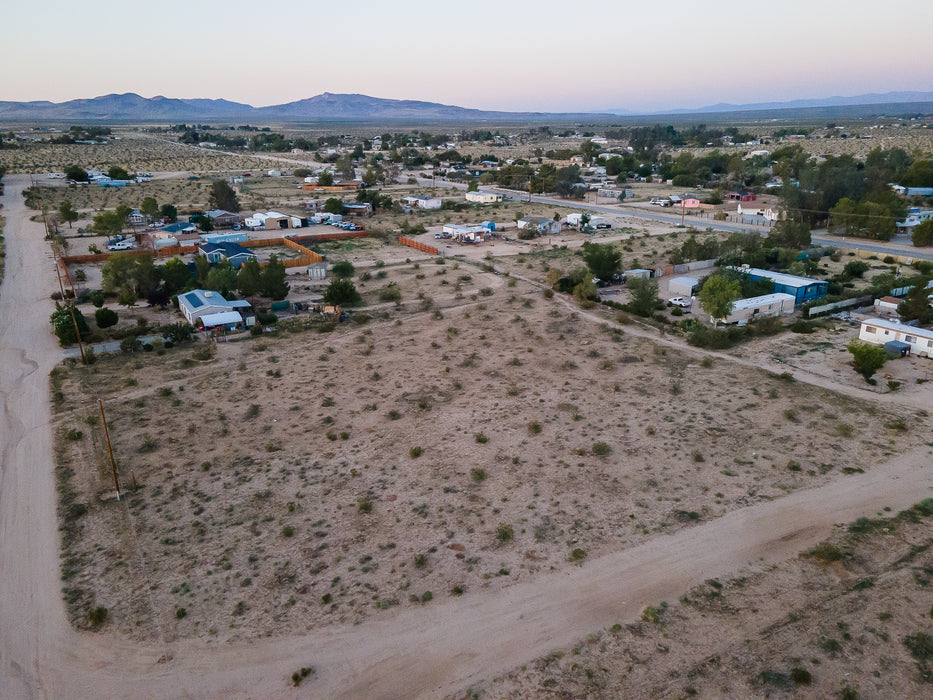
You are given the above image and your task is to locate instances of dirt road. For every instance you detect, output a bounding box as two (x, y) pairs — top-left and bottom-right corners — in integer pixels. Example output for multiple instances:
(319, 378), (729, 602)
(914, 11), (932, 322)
(1, 172), (932, 699)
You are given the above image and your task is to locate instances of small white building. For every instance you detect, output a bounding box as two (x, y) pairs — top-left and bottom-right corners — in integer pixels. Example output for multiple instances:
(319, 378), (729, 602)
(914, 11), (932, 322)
(402, 196), (442, 210)
(721, 293), (795, 325)
(465, 191), (503, 204)
(858, 318), (933, 358)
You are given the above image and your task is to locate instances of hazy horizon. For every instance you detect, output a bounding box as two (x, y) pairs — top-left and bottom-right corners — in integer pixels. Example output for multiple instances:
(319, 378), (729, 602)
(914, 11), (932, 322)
(5, 0), (933, 113)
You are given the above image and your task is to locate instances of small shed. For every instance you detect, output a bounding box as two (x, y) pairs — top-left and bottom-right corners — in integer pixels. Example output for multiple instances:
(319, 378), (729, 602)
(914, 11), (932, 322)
(885, 340), (911, 357)
(624, 268), (652, 280)
(308, 262), (327, 280)
(668, 276), (698, 297)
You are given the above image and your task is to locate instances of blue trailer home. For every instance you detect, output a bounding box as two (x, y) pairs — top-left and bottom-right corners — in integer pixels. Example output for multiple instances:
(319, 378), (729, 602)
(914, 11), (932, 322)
(734, 266), (828, 304)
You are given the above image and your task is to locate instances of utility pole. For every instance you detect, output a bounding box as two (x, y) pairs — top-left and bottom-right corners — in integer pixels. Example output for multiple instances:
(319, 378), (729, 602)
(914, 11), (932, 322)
(681, 198), (686, 228)
(99, 399), (121, 500)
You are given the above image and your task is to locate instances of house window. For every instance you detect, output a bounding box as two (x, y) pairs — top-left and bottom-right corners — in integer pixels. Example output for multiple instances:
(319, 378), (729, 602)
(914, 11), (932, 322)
(905, 335), (915, 343)
(866, 326), (876, 333)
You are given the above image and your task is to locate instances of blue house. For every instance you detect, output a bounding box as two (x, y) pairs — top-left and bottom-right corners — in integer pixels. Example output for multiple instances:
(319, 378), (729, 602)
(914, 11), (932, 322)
(198, 242), (258, 268)
(736, 266), (828, 304)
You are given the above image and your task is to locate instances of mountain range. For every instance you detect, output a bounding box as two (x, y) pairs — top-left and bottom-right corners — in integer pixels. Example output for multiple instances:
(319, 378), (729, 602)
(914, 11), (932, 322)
(607, 91), (933, 115)
(0, 93), (601, 122)
(0, 91), (932, 122)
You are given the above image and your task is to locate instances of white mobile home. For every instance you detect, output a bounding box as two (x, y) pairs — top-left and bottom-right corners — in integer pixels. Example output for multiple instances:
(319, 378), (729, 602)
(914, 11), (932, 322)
(721, 293), (795, 325)
(858, 318), (933, 358)
(465, 191), (503, 204)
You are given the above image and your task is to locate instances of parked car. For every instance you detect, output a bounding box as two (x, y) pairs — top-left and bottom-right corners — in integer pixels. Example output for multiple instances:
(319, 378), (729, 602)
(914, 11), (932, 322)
(596, 223), (612, 229)
(107, 240), (133, 251)
(668, 297), (691, 307)
(434, 233), (442, 239)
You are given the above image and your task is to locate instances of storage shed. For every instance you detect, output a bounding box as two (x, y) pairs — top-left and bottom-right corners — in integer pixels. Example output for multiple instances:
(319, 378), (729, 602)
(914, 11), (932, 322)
(668, 276), (698, 297)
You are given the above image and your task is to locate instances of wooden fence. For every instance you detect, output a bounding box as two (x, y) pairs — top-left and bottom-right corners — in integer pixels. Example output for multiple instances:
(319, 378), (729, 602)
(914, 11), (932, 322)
(398, 236), (439, 255)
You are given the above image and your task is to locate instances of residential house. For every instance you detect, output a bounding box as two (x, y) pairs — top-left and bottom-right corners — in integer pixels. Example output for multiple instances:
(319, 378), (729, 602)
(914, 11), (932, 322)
(596, 186), (633, 200)
(858, 318), (933, 358)
(343, 202), (373, 216)
(720, 293), (795, 325)
(732, 266), (828, 303)
(402, 196), (442, 210)
(198, 242), (258, 268)
(465, 191), (503, 204)
(726, 191), (757, 202)
(896, 210), (933, 235)
(517, 217), (561, 235)
(127, 209), (148, 227)
(178, 289), (253, 328)
(205, 209), (244, 229)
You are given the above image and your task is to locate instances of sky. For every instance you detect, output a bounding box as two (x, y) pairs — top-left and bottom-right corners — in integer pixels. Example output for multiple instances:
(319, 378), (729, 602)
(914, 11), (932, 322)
(4, 0), (933, 113)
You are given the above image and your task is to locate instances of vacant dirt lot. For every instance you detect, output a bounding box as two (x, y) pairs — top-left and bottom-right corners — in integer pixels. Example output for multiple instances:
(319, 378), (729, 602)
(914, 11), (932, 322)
(476, 497), (933, 699)
(51, 281), (930, 646)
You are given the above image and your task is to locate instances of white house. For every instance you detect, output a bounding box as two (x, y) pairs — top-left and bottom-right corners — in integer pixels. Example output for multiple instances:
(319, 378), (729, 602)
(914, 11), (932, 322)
(465, 191), (503, 204)
(858, 318), (933, 358)
(177, 289), (252, 328)
(402, 196), (442, 210)
(517, 217), (561, 234)
(721, 293), (796, 325)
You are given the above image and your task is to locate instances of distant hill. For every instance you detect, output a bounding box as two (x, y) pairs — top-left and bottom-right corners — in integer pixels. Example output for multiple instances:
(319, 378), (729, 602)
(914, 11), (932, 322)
(0, 92), (606, 122)
(606, 91), (933, 115)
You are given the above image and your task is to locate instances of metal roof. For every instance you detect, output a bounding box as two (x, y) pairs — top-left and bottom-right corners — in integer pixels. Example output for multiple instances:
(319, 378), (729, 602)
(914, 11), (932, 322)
(731, 293), (795, 311)
(735, 267), (825, 289)
(862, 317), (933, 340)
(199, 311), (243, 327)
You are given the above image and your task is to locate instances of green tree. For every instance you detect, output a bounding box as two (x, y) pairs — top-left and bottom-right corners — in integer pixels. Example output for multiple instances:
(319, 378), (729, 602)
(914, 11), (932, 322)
(897, 285), (933, 325)
(160, 258), (192, 293)
(162, 323), (193, 344)
(698, 275), (742, 325)
(108, 166), (130, 181)
(317, 171), (334, 187)
(626, 277), (663, 317)
(92, 210), (124, 237)
(193, 255), (210, 286)
(117, 287), (137, 308)
(902, 159), (933, 188)
(208, 179), (240, 212)
(847, 340), (887, 381)
(573, 279), (598, 308)
(843, 260), (869, 278)
(911, 220), (933, 247)
(331, 260), (355, 279)
(50, 303), (90, 346)
(828, 197), (858, 235)
(581, 242), (622, 282)
(259, 255), (290, 300)
(58, 200), (79, 229)
(768, 219), (811, 249)
(101, 252), (137, 293)
(160, 204), (178, 222)
(194, 214), (214, 232)
(64, 164), (89, 182)
(89, 290), (105, 308)
(134, 255), (159, 297)
(466, 179), (479, 192)
(94, 307), (119, 328)
(236, 258), (262, 297)
(323, 197), (344, 215)
(140, 196), (159, 219)
(205, 259), (238, 296)
(322, 278), (361, 306)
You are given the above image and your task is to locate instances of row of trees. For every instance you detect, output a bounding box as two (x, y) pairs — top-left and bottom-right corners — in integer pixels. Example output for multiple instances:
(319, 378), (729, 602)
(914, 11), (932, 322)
(100, 252), (289, 309)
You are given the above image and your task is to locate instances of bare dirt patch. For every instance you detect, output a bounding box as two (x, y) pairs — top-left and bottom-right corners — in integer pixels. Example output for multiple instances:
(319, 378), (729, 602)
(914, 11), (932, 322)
(51, 288), (930, 645)
(475, 498), (933, 699)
